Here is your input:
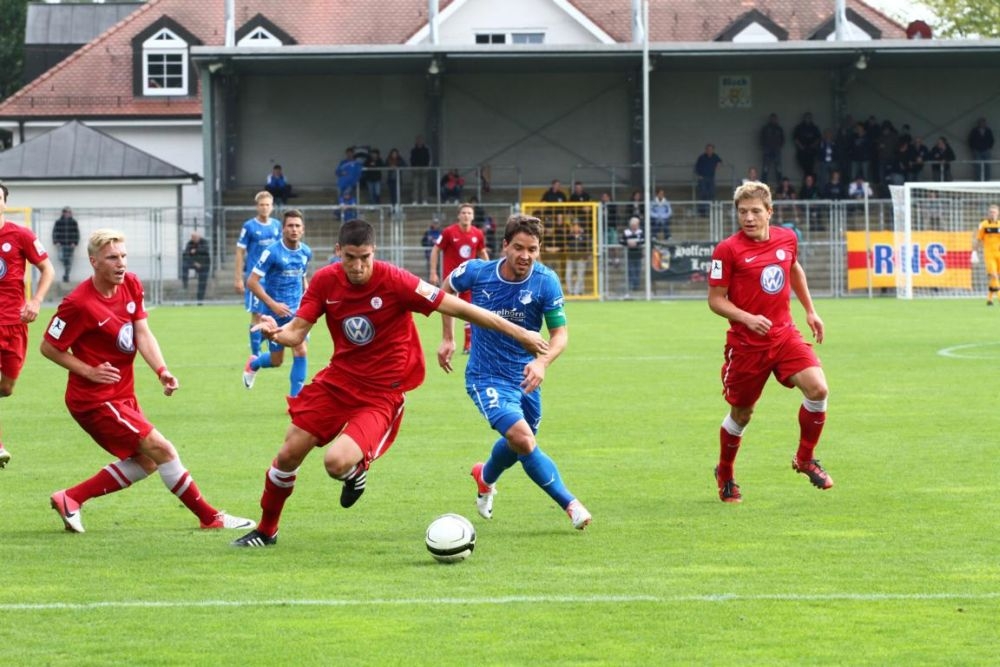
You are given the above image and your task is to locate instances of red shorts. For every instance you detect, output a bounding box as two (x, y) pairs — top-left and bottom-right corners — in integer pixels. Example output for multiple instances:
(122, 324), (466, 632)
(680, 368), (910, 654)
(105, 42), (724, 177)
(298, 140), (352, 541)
(70, 398), (155, 460)
(0, 323), (28, 380)
(721, 329), (820, 407)
(288, 376), (405, 471)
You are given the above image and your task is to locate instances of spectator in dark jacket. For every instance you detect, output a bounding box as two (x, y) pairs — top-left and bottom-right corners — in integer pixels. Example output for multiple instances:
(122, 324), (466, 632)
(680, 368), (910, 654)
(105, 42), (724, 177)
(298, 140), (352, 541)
(52, 207), (80, 283)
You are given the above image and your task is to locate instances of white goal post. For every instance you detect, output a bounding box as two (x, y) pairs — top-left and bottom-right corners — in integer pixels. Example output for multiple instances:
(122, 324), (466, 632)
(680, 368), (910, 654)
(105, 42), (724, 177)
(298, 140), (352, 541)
(889, 182), (1000, 300)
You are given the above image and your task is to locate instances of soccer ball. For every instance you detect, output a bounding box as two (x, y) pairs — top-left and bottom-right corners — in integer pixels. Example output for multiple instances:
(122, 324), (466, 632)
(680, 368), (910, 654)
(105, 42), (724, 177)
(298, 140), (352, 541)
(425, 513), (476, 563)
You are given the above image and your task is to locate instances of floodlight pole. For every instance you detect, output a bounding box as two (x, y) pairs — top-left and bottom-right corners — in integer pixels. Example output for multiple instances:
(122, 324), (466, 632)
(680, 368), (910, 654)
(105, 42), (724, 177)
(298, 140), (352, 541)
(642, 0), (652, 300)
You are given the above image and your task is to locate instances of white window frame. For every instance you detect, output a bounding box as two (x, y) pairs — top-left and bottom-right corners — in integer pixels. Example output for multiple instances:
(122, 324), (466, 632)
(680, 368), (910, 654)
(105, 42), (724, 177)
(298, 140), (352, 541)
(474, 31), (546, 45)
(142, 28), (188, 96)
(238, 27), (283, 48)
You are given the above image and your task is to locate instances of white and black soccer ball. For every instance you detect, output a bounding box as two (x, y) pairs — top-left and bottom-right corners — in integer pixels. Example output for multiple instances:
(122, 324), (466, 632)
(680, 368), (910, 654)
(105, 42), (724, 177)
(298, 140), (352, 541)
(425, 513), (476, 564)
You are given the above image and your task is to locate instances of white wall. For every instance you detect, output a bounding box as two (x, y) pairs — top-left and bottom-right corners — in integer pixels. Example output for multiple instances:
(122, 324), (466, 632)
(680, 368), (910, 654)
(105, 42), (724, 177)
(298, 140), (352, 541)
(434, 0), (602, 44)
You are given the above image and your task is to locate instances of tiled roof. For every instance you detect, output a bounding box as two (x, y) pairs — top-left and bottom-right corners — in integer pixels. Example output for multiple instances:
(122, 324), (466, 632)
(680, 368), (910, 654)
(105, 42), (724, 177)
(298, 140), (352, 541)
(0, 0), (905, 121)
(0, 120), (195, 180)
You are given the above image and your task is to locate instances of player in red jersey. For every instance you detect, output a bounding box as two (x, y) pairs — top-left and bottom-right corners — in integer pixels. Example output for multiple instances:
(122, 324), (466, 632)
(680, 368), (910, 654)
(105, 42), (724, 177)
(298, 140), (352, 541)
(707, 181), (832, 503)
(231, 219), (547, 547)
(428, 203), (488, 353)
(0, 184), (56, 468)
(40, 229), (255, 533)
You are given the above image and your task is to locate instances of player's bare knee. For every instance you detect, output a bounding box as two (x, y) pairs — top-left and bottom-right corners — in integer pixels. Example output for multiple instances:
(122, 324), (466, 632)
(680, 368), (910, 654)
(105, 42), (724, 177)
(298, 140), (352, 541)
(731, 406), (753, 426)
(140, 434), (178, 464)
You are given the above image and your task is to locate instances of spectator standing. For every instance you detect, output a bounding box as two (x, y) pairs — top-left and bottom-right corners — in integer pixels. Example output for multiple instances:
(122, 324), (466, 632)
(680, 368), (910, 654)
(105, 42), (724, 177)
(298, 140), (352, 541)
(817, 129), (838, 187)
(650, 187), (673, 239)
(875, 120), (900, 190)
(181, 231), (211, 304)
(568, 181), (591, 202)
(362, 148), (384, 204)
(52, 206), (80, 283)
(848, 121), (870, 181)
(620, 215), (645, 293)
(759, 112), (785, 185)
(541, 180), (567, 203)
(848, 176), (873, 199)
(694, 144), (722, 215)
(929, 137), (956, 182)
(792, 112), (822, 178)
(336, 147), (363, 202)
(564, 219), (590, 296)
(265, 165), (293, 206)
(909, 137), (929, 182)
(384, 148), (406, 208)
(410, 135), (432, 204)
(968, 117), (995, 181)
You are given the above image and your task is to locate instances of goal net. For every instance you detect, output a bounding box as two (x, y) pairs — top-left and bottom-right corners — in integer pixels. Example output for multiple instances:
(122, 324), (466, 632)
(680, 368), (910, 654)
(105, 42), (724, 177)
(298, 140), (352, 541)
(889, 182), (998, 299)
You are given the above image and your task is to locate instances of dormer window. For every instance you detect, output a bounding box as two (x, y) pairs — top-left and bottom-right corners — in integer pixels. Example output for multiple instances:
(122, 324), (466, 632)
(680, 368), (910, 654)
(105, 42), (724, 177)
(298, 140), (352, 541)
(238, 27), (282, 48)
(143, 28), (187, 95)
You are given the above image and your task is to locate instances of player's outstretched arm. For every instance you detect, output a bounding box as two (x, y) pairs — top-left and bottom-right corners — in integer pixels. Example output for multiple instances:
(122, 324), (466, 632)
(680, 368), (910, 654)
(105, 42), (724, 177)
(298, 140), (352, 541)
(254, 314), (312, 348)
(134, 318), (179, 395)
(436, 292), (548, 357)
(23, 258), (56, 323)
(789, 261), (823, 343)
(437, 278), (458, 372)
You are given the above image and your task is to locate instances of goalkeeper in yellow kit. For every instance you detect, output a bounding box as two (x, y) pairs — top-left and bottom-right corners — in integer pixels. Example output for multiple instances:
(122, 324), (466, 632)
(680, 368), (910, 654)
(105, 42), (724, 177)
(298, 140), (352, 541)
(974, 204), (1000, 305)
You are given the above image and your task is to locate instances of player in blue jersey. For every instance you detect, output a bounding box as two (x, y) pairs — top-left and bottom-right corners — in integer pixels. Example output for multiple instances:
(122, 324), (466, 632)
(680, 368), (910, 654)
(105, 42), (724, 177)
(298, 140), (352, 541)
(234, 191), (282, 357)
(437, 214), (591, 530)
(243, 209), (312, 397)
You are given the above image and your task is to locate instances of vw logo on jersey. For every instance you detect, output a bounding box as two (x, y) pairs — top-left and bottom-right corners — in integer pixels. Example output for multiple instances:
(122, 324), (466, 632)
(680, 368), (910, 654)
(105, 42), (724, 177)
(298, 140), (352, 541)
(116, 322), (136, 354)
(760, 265), (785, 294)
(0, 257), (6, 279)
(459, 244), (473, 259)
(343, 315), (375, 345)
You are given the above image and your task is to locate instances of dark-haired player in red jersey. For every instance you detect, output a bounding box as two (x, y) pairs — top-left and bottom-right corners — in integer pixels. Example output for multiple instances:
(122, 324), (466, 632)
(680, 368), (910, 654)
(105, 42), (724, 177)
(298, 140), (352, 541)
(0, 183), (56, 468)
(41, 229), (255, 533)
(428, 202), (488, 353)
(232, 218), (547, 547)
(707, 181), (832, 504)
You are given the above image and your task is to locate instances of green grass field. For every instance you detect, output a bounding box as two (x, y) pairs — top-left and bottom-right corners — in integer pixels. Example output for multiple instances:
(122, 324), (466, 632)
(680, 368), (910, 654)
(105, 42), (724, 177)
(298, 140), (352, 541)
(2, 298), (997, 666)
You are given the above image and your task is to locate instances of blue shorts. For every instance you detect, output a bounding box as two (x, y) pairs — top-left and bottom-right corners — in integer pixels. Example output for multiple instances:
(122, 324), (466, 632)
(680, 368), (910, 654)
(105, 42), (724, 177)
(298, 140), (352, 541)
(244, 288), (262, 313)
(264, 314), (307, 353)
(466, 377), (541, 436)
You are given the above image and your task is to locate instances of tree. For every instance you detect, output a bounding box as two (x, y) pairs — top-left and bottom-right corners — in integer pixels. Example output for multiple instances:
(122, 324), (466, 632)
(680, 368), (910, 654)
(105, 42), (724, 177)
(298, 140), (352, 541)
(922, 0), (1000, 38)
(0, 0), (28, 99)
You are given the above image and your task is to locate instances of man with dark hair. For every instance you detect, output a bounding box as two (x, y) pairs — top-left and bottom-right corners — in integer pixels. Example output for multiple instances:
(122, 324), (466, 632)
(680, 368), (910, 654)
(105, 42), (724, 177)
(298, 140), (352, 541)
(232, 219), (548, 547)
(438, 214), (591, 530)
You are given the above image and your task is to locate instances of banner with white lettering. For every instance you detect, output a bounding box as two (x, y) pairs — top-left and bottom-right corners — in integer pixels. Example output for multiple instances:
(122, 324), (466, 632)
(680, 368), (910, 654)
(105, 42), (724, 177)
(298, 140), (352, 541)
(651, 241), (716, 282)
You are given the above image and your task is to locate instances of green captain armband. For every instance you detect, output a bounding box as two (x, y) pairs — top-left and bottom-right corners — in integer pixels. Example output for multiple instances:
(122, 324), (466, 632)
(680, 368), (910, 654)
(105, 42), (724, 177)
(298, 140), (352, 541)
(544, 306), (567, 330)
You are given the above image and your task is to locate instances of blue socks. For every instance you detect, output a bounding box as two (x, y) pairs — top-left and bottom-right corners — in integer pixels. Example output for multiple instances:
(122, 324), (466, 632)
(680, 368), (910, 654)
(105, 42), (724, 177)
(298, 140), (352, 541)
(250, 352), (273, 371)
(250, 327), (263, 356)
(290, 356), (307, 397)
(249, 353), (306, 398)
(482, 437), (518, 485)
(483, 438), (574, 509)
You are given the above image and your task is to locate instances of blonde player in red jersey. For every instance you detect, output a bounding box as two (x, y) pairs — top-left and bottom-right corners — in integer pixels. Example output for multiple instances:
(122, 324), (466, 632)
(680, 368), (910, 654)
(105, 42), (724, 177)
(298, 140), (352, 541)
(428, 203), (488, 353)
(0, 184), (56, 468)
(973, 204), (1000, 305)
(41, 229), (255, 533)
(707, 181), (832, 503)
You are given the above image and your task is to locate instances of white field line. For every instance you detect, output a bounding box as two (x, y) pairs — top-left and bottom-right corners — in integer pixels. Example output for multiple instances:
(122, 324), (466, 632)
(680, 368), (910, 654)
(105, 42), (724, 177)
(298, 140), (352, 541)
(3, 592), (998, 611)
(937, 342), (1000, 358)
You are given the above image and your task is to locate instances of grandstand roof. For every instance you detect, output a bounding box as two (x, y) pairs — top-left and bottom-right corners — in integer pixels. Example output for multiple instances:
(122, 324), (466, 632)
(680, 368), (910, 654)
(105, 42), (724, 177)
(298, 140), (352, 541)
(0, 0), (942, 122)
